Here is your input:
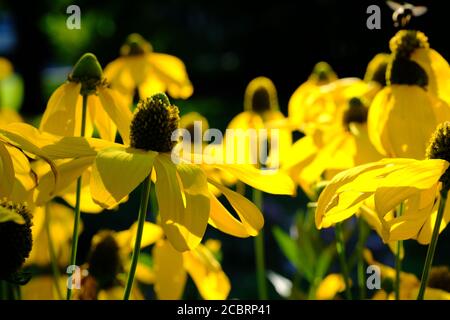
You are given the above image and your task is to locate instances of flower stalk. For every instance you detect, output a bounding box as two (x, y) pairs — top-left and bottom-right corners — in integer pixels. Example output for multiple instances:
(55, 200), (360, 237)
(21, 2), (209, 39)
(417, 189), (448, 300)
(335, 222), (352, 300)
(253, 188), (268, 300)
(66, 93), (88, 300)
(123, 175), (152, 300)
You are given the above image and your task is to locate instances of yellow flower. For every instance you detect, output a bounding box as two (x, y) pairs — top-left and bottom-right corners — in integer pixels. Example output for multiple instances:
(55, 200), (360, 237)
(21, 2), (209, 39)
(283, 97), (383, 199)
(104, 33), (193, 103)
(75, 222), (162, 300)
(288, 62), (337, 130)
(227, 76), (292, 167)
(0, 124), (52, 203)
(365, 250), (450, 300)
(390, 30), (450, 105)
(153, 238), (230, 300)
(25, 93), (294, 252)
(368, 31), (450, 159)
(315, 156), (450, 244)
(40, 53), (132, 143)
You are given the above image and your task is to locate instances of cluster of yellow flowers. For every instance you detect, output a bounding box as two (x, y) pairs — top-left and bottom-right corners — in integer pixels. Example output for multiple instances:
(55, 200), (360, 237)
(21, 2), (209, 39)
(1, 28), (450, 301)
(0, 34), (294, 300)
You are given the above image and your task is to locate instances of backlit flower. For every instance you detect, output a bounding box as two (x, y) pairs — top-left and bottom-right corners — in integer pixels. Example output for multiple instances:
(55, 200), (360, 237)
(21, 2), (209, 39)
(104, 33), (193, 104)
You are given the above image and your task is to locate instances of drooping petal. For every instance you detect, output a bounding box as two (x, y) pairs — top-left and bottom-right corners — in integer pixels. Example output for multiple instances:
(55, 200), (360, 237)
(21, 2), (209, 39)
(0, 122), (119, 159)
(208, 180), (264, 236)
(33, 157), (95, 206)
(97, 87), (132, 145)
(0, 142), (14, 197)
(91, 147), (157, 209)
(316, 161), (385, 228)
(147, 53), (193, 99)
(59, 170), (104, 213)
(411, 48), (450, 106)
(153, 240), (187, 300)
(210, 163), (295, 195)
(39, 82), (80, 136)
(208, 191), (250, 238)
(7, 145), (36, 202)
(155, 155), (209, 251)
(183, 244), (231, 300)
(368, 86), (438, 159)
(416, 189), (450, 244)
(88, 94), (116, 142)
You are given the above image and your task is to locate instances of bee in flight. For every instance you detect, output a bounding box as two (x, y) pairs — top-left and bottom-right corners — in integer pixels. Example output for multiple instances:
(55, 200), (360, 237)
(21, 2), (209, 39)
(387, 1), (427, 27)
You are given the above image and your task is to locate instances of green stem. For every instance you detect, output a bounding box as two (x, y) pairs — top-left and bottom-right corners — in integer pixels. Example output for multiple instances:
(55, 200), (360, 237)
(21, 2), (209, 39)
(123, 175), (152, 300)
(395, 240), (402, 300)
(356, 219), (368, 300)
(417, 190), (448, 300)
(45, 204), (63, 300)
(335, 223), (352, 300)
(66, 94), (88, 300)
(253, 188), (268, 300)
(394, 203), (404, 300)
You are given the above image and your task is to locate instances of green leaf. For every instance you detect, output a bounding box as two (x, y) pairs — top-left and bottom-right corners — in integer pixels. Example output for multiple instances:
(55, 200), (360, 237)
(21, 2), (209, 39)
(273, 226), (314, 281)
(0, 206), (25, 224)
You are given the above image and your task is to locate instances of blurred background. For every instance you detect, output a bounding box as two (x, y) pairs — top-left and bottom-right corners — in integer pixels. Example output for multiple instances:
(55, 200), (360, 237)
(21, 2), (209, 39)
(1, 0), (449, 299)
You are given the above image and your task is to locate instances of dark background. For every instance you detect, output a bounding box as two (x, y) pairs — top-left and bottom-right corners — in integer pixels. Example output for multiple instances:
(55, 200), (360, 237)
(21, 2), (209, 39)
(1, 0), (449, 299)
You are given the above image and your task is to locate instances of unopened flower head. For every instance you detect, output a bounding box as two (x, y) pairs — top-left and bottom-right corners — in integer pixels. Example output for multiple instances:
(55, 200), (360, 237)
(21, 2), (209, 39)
(244, 76), (279, 113)
(68, 53), (106, 95)
(310, 61), (337, 84)
(0, 199), (32, 281)
(130, 93), (180, 152)
(389, 30), (429, 59)
(120, 33), (153, 56)
(342, 97), (368, 130)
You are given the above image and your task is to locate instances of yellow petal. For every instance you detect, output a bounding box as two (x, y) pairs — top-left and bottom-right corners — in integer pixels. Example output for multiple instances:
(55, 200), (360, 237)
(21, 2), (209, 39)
(1, 122), (118, 159)
(210, 163), (295, 195)
(88, 94), (116, 142)
(315, 274), (346, 300)
(416, 190), (450, 244)
(183, 243), (231, 300)
(147, 53), (193, 99)
(368, 86), (438, 159)
(0, 142), (14, 197)
(155, 155), (209, 251)
(208, 180), (264, 236)
(59, 170), (104, 213)
(40, 82), (80, 136)
(316, 161), (384, 228)
(7, 145), (36, 203)
(91, 146), (157, 208)
(153, 240), (187, 300)
(208, 191), (250, 238)
(411, 48), (450, 105)
(97, 88), (132, 145)
(104, 58), (135, 102)
(33, 157), (95, 206)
